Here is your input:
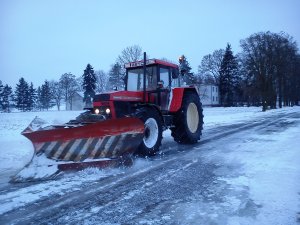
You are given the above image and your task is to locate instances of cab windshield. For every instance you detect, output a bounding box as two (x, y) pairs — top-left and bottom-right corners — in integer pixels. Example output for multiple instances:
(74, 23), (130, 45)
(126, 66), (157, 91)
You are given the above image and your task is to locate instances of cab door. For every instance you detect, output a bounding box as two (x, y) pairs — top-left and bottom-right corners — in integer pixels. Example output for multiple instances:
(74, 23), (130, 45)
(158, 67), (171, 111)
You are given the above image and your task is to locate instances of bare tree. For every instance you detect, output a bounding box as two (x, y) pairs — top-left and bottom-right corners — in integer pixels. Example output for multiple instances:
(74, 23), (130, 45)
(116, 45), (143, 77)
(59, 73), (78, 110)
(76, 76), (84, 92)
(95, 70), (108, 93)
(49, 80), (63, 111)
(240, 31), (298, 111)
(198, 49), (225, 85)
(117, 45), (143, 66)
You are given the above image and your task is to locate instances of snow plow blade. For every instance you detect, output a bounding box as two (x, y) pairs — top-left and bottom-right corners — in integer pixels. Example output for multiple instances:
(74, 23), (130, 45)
(12, 117), (144, 182)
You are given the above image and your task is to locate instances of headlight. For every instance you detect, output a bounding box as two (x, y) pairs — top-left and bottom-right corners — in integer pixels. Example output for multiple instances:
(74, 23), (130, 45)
(95, 108), (100, 114)
(105, 108), (111, 114)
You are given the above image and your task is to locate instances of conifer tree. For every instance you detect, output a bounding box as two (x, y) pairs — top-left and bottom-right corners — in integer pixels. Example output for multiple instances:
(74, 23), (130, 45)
(219, 44), (239, 106)
(0, 81), (3, 110)
(15, 77), (29, 111)
(82, 64), (96, 106)
(40, 80), (52, 110)
(1, 84), (13, 112)
(179, 55), (195, 85)
(36, 86), (43, 111)
(28, 82), (36, 111)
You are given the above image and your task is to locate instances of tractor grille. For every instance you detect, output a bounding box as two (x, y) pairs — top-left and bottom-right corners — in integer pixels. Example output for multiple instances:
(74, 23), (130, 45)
(114, 101), (133, 117)
(94, 94), (110, 102)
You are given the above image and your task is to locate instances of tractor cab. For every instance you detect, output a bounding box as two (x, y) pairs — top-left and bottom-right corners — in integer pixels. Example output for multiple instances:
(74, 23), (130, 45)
(125, 59), (179, 111)
(125, 59), (179, 91)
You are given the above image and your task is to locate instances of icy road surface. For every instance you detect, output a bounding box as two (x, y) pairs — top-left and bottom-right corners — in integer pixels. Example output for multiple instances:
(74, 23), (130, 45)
(0, 107), (299, 224)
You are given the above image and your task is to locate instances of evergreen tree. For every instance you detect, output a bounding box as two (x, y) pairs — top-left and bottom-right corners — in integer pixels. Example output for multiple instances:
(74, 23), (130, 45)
(40, 80), (52, 110)
(82, 64), (96, 106)
(15, 77), (29, 111)
(108, 63), (123, 90)
(28, 82), (36, 111)
(219, 44), (239, 106)
(36, 86), (43, 111)
(1, 84), (13, 112)
(0, 81), (3, 110)
(179, 55), (195, 85)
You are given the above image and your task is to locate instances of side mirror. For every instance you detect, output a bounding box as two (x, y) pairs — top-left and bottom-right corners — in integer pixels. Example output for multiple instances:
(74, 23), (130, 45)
(172, 68), (179, 79)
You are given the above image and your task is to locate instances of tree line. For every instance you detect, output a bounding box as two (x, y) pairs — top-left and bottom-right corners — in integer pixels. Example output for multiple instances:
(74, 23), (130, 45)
(0, 45), (142, 112)
(197, 31), (300, 110)
(0, 31), (299, 112)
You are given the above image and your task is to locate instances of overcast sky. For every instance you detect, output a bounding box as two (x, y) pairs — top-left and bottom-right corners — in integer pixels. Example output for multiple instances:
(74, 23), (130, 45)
(1, 0), (299, 87)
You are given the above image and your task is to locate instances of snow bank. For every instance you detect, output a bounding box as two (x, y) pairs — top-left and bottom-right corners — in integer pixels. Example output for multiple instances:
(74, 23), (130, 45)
(0, 110), (83, 185)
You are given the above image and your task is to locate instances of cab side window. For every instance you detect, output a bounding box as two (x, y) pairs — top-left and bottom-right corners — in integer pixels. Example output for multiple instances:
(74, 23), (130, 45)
(159, 68), (170, 88)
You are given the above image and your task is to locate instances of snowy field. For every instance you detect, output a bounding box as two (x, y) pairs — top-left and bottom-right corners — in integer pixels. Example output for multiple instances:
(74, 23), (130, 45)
(0, 106), (299, 224)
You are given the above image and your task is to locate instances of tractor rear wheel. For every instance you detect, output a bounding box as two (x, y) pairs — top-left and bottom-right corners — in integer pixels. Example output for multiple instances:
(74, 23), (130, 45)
(171, 93), (203, 144)
(136, 108), (163, 156)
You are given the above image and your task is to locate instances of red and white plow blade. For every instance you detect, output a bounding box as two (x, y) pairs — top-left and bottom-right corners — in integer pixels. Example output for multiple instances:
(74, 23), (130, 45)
(12, 117), (144, 182)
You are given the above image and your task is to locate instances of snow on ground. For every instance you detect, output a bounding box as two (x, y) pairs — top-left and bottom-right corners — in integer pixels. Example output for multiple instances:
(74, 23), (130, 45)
(0, 106), (299, 223)
(0, 110), (84, 184)
(185, 109), (300, 225)
(0, 107), (263, 185)
(221, 125), (300, 225)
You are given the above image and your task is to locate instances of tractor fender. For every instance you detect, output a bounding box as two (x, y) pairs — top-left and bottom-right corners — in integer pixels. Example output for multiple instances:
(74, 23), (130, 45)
(169, 87), (199, 113)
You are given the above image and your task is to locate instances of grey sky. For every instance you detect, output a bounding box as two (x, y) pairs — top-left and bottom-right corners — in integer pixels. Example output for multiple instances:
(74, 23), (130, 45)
(1, 0), (299, 87)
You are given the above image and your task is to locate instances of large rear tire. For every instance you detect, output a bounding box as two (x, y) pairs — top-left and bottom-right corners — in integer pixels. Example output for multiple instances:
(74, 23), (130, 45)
(171, 93), (203, 144)
(136, 108), (163, 156)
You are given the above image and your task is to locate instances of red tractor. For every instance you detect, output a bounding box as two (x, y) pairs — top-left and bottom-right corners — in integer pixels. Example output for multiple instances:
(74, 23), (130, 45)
(91, 53), (204, 156)
(16, 53), (203, 181)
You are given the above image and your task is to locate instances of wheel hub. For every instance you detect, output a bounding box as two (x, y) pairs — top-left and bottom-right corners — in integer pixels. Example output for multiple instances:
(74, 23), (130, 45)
(143, 118), (159, 148)
(187, 103), (199, 133)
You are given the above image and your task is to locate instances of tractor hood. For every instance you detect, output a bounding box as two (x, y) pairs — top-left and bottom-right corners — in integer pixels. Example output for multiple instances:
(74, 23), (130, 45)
(94, 91), (144, 102)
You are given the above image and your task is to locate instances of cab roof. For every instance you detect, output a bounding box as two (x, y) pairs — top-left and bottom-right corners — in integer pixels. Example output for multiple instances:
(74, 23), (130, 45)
(125, 59), (178, 69)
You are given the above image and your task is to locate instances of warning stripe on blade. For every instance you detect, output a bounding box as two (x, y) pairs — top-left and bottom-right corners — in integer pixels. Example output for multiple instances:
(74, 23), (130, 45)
(56, 139), (76, 160)
(112, 134), (129, 157)
(46, 141), (63, 159)
(106, 135), (122, 158)
(62, 139), (82, 161)
(99, 136), (116, 158)
(78, 138), (99, 161)
(69, 139), (88, 161)
(32, 133), (141, 162)
(51, 141), (72, 160)
(93, 136), (110, 159)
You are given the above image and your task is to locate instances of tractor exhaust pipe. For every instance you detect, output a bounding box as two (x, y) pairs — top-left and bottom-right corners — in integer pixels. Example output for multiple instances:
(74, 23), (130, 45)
(143, 52), (146, 103)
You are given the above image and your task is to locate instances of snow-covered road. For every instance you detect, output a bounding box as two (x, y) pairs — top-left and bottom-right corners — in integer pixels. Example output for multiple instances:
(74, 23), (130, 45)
(0, 107), (299, 224)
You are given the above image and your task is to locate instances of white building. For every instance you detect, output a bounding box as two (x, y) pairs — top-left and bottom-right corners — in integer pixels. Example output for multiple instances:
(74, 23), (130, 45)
(199, 84), (219, 106)
(66, 91), (85, 110)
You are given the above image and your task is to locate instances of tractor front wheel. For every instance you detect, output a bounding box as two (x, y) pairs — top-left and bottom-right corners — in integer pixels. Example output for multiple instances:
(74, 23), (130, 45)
(136, 108), (163, 156)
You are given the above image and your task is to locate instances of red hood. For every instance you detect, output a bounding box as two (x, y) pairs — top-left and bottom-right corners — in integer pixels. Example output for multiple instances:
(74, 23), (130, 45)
(94, 91), (144, 102)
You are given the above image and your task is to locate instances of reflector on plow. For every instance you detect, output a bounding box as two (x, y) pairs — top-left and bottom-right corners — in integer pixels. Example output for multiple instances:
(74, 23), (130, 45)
(12, 117), (144, 182)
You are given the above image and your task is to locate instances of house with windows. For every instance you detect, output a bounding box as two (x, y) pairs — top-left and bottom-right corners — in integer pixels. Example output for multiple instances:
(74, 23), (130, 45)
(199, 84), (219, 106)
